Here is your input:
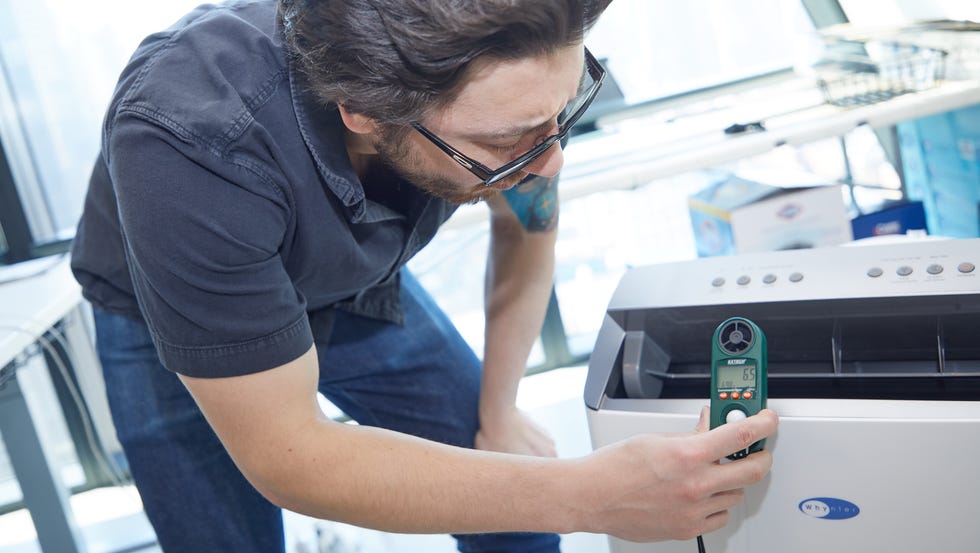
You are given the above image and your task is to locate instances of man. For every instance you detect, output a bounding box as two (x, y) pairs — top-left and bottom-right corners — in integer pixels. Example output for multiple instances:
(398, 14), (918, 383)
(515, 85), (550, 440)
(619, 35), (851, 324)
(70, 0), (778, 551)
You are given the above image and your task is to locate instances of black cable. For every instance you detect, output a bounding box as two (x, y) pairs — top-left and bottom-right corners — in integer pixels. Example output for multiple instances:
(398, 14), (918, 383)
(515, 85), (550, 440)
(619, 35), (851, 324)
(697, 534), (706, 553)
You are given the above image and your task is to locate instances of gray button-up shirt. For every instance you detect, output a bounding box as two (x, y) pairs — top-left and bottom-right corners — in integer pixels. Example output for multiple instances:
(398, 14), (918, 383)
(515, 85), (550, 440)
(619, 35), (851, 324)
(71, 0), (457, 377)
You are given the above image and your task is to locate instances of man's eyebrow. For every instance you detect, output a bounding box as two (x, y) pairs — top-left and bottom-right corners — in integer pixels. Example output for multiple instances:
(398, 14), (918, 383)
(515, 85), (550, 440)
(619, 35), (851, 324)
(462, 118), (554, 142)
(459, 60), (588, 142)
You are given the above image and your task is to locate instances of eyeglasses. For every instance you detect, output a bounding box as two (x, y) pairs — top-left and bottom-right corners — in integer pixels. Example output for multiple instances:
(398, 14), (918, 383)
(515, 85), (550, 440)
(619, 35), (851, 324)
(412, 48), (606, 186)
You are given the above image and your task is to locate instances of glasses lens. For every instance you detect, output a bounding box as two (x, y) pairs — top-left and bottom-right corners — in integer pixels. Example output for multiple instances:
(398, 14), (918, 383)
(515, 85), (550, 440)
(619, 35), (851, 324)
(484, 62), (603, 185)
(556, 70), (599, 128)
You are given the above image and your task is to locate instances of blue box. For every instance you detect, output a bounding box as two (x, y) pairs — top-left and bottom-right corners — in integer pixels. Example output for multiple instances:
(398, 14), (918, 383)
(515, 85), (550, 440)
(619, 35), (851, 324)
(897, 103), (980, 238)
(851, 201), (927, 240)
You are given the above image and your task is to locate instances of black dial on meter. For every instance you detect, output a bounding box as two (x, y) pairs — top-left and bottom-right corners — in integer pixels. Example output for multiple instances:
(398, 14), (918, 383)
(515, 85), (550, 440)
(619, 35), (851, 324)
(718, 319), (754, 354)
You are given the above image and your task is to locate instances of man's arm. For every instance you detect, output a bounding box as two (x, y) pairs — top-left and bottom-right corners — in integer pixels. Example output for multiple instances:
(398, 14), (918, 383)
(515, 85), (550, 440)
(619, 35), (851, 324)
(478, 175), (560, 456)
(179, 346), (778, 540)
(178, 346), (569, 534)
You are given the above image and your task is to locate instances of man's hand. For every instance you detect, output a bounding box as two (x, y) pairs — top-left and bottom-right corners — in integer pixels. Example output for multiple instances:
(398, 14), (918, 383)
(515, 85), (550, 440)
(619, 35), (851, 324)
(572, 409), (778, 543)
(475, 405), (558, 458)
(477, 187), (558, 460)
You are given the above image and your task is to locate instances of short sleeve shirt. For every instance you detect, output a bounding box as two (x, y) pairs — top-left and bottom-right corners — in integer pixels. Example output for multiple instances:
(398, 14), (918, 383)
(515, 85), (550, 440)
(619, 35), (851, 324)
(70, 0), (457, 377)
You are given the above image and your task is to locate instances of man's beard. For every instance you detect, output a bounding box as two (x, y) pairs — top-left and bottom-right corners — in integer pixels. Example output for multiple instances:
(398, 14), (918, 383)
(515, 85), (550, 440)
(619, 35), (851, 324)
(371, 131), (519, 205)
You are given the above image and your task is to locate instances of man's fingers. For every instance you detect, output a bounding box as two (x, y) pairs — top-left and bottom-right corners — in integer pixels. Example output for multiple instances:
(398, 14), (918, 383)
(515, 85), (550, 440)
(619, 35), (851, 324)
(694, 405), (710, 433)
(701, 409), (778, 462)
(701, 508), (731, 536)
(704, 450), (773, 493)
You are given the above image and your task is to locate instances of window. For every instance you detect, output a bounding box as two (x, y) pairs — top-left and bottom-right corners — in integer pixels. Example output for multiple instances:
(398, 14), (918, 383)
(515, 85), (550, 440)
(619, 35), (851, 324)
(837, 0), (980, 26)
(587, 0), (815, 106)
(0, 1), (204, 260)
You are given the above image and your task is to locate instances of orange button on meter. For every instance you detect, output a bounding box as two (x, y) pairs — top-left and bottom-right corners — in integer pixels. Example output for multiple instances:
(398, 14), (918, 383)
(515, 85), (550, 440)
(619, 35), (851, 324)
(730, 391), (740, 399)
(743, 391), (753, 400)
(719, 392), (729, 400)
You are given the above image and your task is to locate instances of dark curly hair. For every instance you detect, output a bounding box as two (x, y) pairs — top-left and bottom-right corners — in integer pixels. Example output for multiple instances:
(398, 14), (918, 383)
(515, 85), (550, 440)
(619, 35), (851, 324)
(279, 0), (611, 128)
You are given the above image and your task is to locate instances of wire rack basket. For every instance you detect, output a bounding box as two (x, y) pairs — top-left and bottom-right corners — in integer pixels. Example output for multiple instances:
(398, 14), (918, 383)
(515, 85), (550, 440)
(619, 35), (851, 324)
(814, 41), (948, 107)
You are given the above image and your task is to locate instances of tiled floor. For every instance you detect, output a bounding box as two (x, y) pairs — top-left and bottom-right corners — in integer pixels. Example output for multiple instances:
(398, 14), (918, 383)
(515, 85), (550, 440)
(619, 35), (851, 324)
(0, 366), (610, 553)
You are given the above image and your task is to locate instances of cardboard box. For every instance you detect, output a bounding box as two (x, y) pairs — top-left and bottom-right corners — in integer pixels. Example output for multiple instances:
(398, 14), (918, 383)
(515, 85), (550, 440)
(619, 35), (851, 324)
(689, 177), (853, 257)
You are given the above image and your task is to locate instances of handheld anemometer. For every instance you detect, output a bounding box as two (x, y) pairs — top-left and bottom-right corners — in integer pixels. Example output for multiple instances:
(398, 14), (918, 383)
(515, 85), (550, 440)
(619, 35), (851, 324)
(709, 317), (767, 460)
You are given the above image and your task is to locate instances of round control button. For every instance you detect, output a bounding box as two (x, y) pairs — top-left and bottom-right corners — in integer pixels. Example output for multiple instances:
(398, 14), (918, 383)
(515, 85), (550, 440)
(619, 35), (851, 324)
(742, 391), (753, 400)
(719, 392), (729, 400)
(927, 264), (943, 275)
(737, 275), (751, 285)
(762, 274), (777, 284)
(959, 262), (976, 274)
(730, 391), (740, 400)
(726, 409), (747, 424)
(897, 265), (913, 277)
(712, 277), (726, 287)
(789, 272), (804, 283)
(867, 267), (883, 278)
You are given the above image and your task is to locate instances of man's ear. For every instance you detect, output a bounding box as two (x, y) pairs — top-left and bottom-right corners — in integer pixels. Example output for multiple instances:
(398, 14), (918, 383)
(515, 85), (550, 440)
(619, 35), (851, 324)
(337, 104), (378, 135)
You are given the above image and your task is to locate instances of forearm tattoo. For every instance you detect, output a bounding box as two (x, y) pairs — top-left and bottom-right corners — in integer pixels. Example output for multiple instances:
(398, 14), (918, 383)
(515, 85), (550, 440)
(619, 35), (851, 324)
(501, 175), (559, 232)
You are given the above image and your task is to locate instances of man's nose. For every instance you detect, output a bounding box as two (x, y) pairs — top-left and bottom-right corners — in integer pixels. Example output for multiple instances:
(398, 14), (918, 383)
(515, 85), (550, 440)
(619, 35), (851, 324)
(524, 141), (563, 178)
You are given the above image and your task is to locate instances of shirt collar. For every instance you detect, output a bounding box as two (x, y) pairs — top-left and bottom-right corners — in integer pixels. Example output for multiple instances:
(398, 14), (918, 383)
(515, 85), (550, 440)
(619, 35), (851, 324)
(287, 59), (372, 222)
(288, 57), (437, 226)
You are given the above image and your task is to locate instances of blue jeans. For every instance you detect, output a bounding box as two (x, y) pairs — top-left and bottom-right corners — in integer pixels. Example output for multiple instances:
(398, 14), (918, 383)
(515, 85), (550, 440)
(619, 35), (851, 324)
(94, 270), (560, 553)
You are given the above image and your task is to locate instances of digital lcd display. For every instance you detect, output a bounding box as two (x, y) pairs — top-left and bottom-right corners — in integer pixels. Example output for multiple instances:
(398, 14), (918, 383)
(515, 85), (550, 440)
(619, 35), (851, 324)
(718, 364), (756, 389)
